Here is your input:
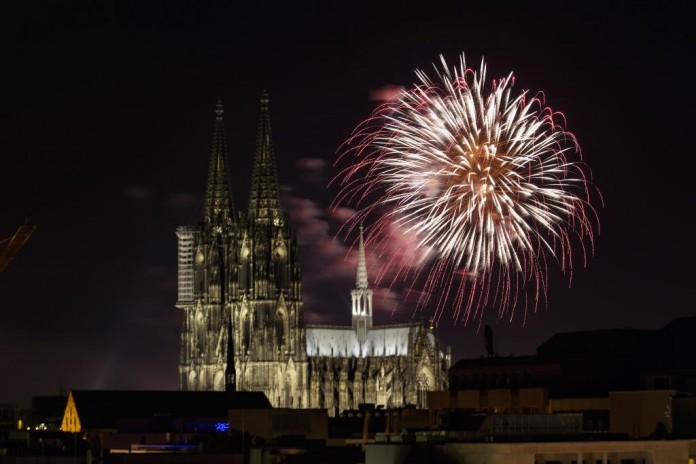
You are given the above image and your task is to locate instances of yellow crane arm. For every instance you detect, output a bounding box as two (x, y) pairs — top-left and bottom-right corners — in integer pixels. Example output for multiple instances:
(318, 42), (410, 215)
(0, 218), (36, 272)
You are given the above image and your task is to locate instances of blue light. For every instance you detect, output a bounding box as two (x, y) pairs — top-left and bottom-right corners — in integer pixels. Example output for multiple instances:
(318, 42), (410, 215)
(214, 422), (229, 432)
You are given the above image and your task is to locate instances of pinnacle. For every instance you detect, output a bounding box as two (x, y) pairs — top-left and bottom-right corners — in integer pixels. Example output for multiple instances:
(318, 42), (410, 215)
(248, 90), (282, 225)
(356, 223), (369, 289)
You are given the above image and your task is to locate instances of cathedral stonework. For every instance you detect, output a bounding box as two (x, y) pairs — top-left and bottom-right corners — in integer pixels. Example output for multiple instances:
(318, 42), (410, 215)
(177, 94), (450, 414)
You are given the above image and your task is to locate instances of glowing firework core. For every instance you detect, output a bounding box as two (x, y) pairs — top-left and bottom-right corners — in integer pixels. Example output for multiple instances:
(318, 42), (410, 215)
(335, 53), (599, 323)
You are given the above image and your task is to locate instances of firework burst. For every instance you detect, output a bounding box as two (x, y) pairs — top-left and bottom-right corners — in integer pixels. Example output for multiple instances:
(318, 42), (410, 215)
(333, 53), (600, 324)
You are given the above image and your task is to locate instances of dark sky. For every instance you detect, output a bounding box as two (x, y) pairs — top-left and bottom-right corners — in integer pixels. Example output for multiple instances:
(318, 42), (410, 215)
(1, 1), (693, 407)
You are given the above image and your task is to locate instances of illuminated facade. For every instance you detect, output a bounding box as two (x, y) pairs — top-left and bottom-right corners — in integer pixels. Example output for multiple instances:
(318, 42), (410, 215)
(177, 94), (449, 413)
(305, 224), (450, 413)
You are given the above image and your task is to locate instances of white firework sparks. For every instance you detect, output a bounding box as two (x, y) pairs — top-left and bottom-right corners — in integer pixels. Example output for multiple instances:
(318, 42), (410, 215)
(333, 53), (600, 324)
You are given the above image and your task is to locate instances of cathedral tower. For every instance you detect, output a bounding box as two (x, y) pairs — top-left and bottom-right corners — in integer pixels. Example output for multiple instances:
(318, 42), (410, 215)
(177, 93), (308, 407)
(233, 92), (308, 407)
(177, 98), (237, 392)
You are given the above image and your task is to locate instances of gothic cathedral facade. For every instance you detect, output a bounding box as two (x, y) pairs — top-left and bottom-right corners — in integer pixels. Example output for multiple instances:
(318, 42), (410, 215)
(176, 94), (449, 414)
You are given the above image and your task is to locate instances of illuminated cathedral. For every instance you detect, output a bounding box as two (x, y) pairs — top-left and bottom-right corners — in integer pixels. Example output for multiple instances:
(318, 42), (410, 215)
(176, 93), (450, 414)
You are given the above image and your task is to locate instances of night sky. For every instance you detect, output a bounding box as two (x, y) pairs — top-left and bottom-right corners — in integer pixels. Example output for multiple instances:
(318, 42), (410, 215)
(1, 2), (693, 408)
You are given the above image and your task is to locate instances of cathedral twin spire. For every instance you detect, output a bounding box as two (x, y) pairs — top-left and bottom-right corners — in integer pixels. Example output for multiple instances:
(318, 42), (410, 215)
(203, 98), (235, 228)
(248, 90), (283, 225)
(203, 93), (283, 227)
(204, 93), (371, 333)
(201, 92), (283, 392)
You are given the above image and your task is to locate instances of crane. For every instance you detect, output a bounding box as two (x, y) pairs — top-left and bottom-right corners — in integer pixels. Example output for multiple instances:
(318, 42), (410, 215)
(0, 217), (36, 272)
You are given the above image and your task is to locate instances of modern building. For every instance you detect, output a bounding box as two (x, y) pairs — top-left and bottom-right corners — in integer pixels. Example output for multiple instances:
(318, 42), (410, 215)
(449, 317), (696, 398)
(441, 318), (696, 438)
(176, 94), (449, 413)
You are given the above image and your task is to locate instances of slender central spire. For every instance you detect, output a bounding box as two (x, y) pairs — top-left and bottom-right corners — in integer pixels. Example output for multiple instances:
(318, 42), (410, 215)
(248, 90), (282, 225)
(351, 223), (373, 341)
(204, 98), (235, 227)
(356, 224), (368, 289)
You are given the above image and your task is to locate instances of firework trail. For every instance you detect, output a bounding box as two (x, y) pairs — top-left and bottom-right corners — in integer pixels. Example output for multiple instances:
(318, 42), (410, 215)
(332, 53), (600, 324)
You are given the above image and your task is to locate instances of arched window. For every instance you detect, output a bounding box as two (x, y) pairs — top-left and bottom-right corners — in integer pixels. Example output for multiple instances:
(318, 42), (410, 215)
(285, 373), (292, 407)
(417, 372), (430, 408)
(194, 248), (205, 292)
(195, 311), (206, 354)
(243, 315), (251, 352)
(276, 312), (286, 348)
(274, 240), (287, 282)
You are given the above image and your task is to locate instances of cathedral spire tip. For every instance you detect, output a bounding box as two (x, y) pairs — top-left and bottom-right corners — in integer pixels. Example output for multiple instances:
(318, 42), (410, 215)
(215, 97), (224, 121)
(260, 90), (269, 107)
(356, 223), (368, 289)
